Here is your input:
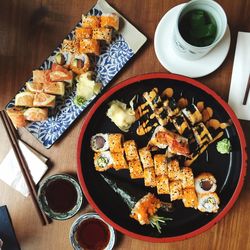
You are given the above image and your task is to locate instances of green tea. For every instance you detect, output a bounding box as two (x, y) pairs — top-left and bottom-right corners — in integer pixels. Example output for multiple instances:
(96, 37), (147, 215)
(179, 9), (217, 47)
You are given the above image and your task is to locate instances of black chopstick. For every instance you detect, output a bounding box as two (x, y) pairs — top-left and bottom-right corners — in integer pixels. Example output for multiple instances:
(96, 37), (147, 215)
(0, 110), (50, 225)
(242, 75), (250, 105)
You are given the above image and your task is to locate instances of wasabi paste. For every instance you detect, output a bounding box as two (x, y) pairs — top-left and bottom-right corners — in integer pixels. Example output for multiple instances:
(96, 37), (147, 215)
(216, 139), (231, 154)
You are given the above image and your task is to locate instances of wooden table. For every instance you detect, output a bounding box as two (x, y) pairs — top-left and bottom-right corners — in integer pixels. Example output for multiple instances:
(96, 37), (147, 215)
(0, 0), (249, 249)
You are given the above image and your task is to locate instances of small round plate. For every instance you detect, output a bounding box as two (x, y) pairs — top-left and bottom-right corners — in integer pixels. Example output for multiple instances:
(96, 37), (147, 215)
(38, 174), (83, 220)
(69, 212), (116, 250)
(154, 4), (231, 78)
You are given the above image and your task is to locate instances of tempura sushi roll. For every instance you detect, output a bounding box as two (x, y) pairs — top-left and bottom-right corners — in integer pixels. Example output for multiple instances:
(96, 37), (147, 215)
(192, 122), (213, 147)
(90, 133), (109, 152)
(23, 108), (48, 122)
(82, 15), (100, 28)
(75, 27), (93, 40)
(94, 151), (113, 171)
(33, 93), (56, 107)
(101, 13), (119, 31)
(15, 92), (34, 107)
(180, 167), (195, 189)
(162, 97), (180, 117)
(124, 140), (140, 161)
(79, 39), (100, 56)
(92, 27), (112, 43)
(111, 152), (128, 170)
(182, 104), (202, 125)
(33, 69), (52, 84)
(156, 175), (170, 194)
(6, 107), (27, 128)
(195, 172), (217, 194)
(144, 167), (156, 187)
(169, 180), (183, 201)
(197, 192), (220, 213)
(147, 126), (168, 150)
(70, 54), (90, 75)
(108, 133), (123, 153)
(43, 82), (65, 96)
(138, 147), (154, 169)
(171, 113), (190, 136)
(154, 154), (168, 176)
(128, 160), (144, 179)
(167, 159), (181, 181)
(182, 188), (198, 209)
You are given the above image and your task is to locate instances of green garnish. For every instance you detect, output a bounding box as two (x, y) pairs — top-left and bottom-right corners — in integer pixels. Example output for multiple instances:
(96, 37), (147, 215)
(216, 138), (232, 154)
(74, 95), (86, 106)
(149, 215), (173, 233)
(97, 157), (109, 168)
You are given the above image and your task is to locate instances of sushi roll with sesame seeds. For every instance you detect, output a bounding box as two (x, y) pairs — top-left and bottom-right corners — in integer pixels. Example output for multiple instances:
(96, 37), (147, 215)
(167, 158), (181, 181)
(195, 172), (217, 194)
(169, 180), (183, 201)
(100, 13), (119, 31)
(197, 193), (220, 213)
(92, 27), (113, 43)
(128, 160), (144, 179)
(75, 27), (93, 40)
(156, 175), (170, 195)
(138, 147), (154, 169)
(82, 15), (100, 28)
(182, 188), (198, 209)
(144, 167), (156, 187)
(90, 133), (109, 152)
(153, 154), (168, 176)
(108, 133), (124, 153)
(94, 151), (113, 171)
(180, 167), (195, 189)
(124, 140), (140, 162)
(110, 151), (128, 170)
(79, 39), (100, 55)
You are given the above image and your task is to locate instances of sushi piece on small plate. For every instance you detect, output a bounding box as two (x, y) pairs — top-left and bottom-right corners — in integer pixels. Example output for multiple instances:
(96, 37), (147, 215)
(100, 13), (119, 31)
(197, 193), (220, 213)
(90, 133), (109, 152)
(94, 151), (113, 171)
(195, 172), (217, 194)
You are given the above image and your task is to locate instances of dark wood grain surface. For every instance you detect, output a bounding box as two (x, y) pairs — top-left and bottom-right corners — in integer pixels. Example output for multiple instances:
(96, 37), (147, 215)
(0, 1), (249, 249)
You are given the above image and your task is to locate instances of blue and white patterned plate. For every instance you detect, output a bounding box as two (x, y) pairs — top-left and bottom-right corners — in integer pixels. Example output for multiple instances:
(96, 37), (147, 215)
(6, 0), (146, 148)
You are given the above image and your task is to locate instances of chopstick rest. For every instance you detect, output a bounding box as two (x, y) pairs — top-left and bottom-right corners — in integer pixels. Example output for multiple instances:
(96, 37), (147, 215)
(0, 140), (48, 197)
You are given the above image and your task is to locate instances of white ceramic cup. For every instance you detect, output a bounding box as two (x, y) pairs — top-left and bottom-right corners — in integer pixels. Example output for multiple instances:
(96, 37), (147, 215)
(173, 0), (227, 60)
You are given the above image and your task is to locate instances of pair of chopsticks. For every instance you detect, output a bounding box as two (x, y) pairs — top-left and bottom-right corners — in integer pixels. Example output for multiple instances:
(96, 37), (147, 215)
(242, 74), (250, 105)
(0, 110), (50, 225)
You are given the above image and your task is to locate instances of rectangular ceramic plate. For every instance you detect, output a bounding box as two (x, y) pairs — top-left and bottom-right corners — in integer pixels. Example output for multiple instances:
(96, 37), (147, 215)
(6, 0), (147, 148)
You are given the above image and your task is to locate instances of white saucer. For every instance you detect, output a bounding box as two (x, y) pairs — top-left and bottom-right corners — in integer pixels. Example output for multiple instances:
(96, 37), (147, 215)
(154, 4), (231, 78)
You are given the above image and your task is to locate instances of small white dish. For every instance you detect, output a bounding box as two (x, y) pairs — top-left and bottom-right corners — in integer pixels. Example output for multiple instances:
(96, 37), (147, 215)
(154, 4), (231, 78)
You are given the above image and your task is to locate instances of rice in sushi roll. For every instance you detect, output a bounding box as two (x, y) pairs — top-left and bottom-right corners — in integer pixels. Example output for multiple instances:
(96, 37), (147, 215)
(195, 172), (217, 194)
(182, 104), (202, 126)
(94, 151), (113, 171)
(167, 159), (181, 181)
(124, 140), (140, 161)
(82, 15), (100, 28)
(101, 13), (119, 31)
(182, 188), (198, 208)
(79, 39), (100, 55)
(91, 133), (109, 152)
(139, 147), (154, 169)
(197, 193), (220, 213)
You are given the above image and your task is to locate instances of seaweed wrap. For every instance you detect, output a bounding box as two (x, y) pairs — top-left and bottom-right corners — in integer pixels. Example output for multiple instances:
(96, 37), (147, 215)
(182, 104), (202, 125)
(171, 113), (191, 136)
(192, 122), (213, 147)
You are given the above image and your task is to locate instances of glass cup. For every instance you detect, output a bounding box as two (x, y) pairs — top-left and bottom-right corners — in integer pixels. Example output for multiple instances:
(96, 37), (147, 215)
(173, 0), (227, 60)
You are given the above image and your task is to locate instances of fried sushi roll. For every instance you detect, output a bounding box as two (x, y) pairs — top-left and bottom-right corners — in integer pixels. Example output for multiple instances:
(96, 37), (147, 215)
(124, 140), (140, 161)
(32, 69), (51, 84)
(43, 82), (65, 96)
(139, 147), (154, 169)
(75, 27), (92, 40)
(197, 192), (220, 213)
(156, 175), (170, 194)
(61, 39), (79, 54)
(180, 167), (195, 189)
(169, 180), (183, 201)
(167, 159), (181, 181)
(195, 172), (217, 194)
(171, 113), (190, 136)
(144, 167), (156, 187)
(162, 97), (180, 117)
(70, 54), (90, 75)
(154, 154), (168, 176)
(128, 160), (144, 179)
(92, 27), (112, 43)
(94, 151), (113, 171)
(192, 122), (213, 147)
(147, 126), (168, 150)
(79, 39), (100, 56)
(6, 107), (27, 128)
(182, 188), (198, 209)
(33, 93), (56, 108)
(182, 104), (202, 125)
(111, 152), (128, 170)
(108, 133), (123, 153)
(23, 108), (48, 122)
(82, 15), (100, 29)
(91, 133), (109, 152)
(15, 92), (34, 107)
(100, 13), (119, 31)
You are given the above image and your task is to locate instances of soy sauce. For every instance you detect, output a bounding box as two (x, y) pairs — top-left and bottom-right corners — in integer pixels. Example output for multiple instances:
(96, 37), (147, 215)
(76, 218), (110, 250)
(45, 179), (78, 213)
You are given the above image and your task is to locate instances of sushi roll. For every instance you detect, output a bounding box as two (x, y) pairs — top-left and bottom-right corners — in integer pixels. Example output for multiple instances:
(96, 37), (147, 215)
(6, 107), (27, 128)
(23, 108), (48, 122)
(195, 172), (217, 194)
(180, 167), (195, 189)
(108, 133), (124, 153)
(82, 15), (100, 28)
(153, 154), (168, 176)
(171, 113), (190, 136)
(147, 126), (168, 150)
(162, 97), (180, 117)
(128, 160), (144, 179)
(197, 193), (220, 213)
(182, 188), (198, 209)
(169, 180), (183, 201)
(43, 82), (65, 96)
(94, 151), (113, 171)
(90, 133), (109, 152)
(110, 152), (128, 170)
(15, 92), (34, 107)
(92, 27), (113, 43)
(32, 69), (51, 84)
(124, 140), (140, 161)
(54, 52), (74, 68)
(49, 63), (73, 83)
(61, 39), (79, 54)
(167, 159), (181, 181)
(144, 167), (156, 187)
(75, 27), (93, 40)
(156, 175), (170, 195)
(33, 93), (56, 108)
(192, 122), (213, 147)
(182, 104), (202, 126)
(79, 39), (100, 56)
(100, 13), (119, 31)
(70, 54), (90, 75)
(138, 147), (154, 169)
